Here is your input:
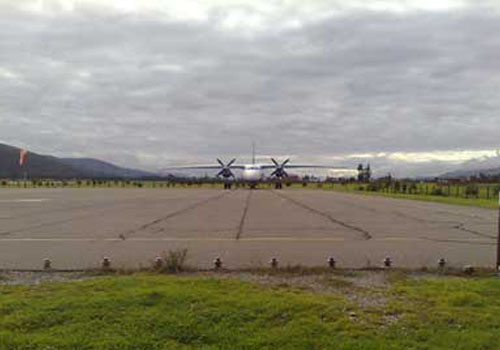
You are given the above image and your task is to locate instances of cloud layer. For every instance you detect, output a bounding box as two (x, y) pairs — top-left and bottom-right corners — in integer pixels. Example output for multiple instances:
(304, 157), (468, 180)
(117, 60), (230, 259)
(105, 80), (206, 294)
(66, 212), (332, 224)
(0, 0), (499, 176)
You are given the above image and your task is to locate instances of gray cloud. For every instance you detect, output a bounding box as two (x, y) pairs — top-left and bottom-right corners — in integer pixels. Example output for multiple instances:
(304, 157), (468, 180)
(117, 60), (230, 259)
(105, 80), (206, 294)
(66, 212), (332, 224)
(0, 1), (499, 176)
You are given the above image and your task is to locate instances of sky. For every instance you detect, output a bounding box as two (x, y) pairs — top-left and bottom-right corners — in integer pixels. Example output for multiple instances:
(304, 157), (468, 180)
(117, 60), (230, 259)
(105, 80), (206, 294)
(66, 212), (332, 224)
(0, 0), (499, 177)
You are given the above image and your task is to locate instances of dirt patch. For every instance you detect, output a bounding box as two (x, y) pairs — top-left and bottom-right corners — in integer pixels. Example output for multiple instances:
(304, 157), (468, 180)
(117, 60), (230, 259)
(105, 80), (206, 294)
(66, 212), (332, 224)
(198, 270), (394, 308)
(0, 271), (98, 285)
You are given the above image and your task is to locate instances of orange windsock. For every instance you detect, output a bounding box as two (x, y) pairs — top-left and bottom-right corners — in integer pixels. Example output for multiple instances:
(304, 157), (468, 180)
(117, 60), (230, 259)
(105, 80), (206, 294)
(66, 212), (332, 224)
(19, 149), (28, 166)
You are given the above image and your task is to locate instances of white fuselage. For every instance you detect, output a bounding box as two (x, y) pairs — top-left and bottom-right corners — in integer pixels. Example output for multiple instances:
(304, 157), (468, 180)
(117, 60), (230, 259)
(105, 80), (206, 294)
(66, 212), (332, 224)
(241, 165), (264, 183)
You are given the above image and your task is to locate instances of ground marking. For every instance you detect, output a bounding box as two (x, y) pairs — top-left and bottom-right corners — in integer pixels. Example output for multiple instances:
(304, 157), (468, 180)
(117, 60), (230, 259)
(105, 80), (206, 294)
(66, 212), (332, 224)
(0, 237), (494, 245)
(0, 199), (49, 203)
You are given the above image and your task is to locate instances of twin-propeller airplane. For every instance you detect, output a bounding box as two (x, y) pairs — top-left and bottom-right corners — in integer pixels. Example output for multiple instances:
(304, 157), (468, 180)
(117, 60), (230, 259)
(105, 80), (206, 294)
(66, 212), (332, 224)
(169, 145), (344, 189)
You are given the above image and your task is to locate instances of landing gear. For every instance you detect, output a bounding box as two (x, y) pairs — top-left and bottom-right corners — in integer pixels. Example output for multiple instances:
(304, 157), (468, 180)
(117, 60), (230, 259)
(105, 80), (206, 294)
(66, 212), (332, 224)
(274, 182), (283, 189)
(223, 183), (232, 190)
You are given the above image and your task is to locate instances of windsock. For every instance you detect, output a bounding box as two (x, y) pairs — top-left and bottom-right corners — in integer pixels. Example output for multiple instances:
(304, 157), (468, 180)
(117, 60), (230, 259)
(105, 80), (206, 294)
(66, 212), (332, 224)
(19, 149), (28, 166)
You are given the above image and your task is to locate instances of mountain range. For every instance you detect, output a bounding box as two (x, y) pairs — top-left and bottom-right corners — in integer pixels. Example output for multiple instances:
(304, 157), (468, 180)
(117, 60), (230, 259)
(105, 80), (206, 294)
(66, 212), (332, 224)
(439, 153), (500, 179)
(0, 143), (156, 179)
(439, 166), (500, 179)
(2, 142), (499, 180)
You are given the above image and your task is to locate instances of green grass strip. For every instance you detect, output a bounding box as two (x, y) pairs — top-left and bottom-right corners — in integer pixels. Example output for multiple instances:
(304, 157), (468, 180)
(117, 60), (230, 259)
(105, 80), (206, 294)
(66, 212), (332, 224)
(1, 274), (500, 349)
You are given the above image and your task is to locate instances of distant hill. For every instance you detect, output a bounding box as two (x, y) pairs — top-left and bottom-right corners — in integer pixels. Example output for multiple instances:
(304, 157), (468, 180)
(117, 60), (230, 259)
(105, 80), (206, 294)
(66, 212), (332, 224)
(440, 167), (500, 179)
(439, 154), (500, 179)
(59, 158), (154, 179)
(0, 143), (156, 179)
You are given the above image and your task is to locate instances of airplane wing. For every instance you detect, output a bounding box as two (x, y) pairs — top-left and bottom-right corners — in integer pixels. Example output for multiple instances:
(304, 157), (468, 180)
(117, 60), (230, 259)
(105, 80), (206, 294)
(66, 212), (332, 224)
(260, 157), (349, 170)
(162, 158), (245, 172)
(260, 164), (347, 169)
(162, 165), (246, 170)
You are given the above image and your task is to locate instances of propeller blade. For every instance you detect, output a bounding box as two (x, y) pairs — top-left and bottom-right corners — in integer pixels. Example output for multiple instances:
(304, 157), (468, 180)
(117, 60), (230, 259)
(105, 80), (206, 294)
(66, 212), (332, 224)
(227, 158), (237, 167)
(216, 158), (225, 167)
(271, 158), (279, 167)
(217, 169), (224, 177)
(282, 158), (290, 166)
(282, 170), (288, 177)
(270, 169), (278, 177)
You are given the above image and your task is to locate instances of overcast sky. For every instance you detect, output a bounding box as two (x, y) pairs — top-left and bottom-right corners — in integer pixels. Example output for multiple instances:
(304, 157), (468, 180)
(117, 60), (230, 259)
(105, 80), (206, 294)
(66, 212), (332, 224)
(0, 0), (499, 177)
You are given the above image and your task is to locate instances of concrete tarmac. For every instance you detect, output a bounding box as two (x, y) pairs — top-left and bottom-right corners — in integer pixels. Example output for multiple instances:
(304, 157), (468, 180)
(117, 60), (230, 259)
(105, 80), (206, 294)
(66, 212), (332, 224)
(0, 188), (497, 269)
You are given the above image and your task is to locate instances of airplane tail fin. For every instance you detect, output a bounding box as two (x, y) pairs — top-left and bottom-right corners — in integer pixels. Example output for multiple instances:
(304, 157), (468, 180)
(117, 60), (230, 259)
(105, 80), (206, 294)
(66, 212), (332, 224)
(252, 142), (256, 164)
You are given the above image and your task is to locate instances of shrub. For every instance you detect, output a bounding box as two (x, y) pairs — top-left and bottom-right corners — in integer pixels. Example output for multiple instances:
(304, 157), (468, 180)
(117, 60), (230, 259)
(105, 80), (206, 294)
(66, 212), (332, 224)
(493, 186), (500, 199)
(431, 187), (446, 196)
(161, 249), (188, 273)
(465, 184), (479, 198)
(409, 183), (418, 194)
(394, 182), (401, 192)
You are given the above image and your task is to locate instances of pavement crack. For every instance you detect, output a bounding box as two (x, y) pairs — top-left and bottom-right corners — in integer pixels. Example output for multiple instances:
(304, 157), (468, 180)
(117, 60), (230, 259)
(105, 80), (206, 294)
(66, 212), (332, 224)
(236, 191), (252, 240)
(0, 197), (188, 237)
(0, 215), (92, 236)
(453, 223), (495, 239)
(121, 191), (234, 239)
(271, 190), (372, 240)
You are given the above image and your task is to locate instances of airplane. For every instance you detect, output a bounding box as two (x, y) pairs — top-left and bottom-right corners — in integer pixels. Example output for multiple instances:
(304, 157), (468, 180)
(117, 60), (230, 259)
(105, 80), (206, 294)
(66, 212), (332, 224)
(167, 144), (347, 189)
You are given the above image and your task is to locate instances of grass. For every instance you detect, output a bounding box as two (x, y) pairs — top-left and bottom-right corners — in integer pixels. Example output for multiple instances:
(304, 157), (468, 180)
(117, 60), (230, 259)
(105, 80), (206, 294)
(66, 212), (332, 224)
(1, 273), (500, 349)
(307, 183), (500, 210)
(0, 180), (223, 189)
(332, 189), (499, 209)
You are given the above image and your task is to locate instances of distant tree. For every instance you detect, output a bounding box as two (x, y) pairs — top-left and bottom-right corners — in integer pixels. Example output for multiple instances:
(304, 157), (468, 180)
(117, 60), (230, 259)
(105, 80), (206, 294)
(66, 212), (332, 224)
(357, 164), (364, 182)
(365, 164), (371, 182)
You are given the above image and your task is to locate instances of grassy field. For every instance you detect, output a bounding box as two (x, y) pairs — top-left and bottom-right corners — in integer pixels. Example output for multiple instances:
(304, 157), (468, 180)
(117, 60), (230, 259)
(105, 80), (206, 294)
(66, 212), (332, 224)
(288, 182), (498, 210)
(1, 272), (500, 349)
(0, 179), (221, 189)
(326, 186), (500, 209)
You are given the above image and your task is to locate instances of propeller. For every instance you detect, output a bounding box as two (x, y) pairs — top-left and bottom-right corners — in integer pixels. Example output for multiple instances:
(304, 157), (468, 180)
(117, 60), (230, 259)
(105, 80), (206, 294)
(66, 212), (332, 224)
(216, 158), (236, 179)
(270, 158), (290, 179)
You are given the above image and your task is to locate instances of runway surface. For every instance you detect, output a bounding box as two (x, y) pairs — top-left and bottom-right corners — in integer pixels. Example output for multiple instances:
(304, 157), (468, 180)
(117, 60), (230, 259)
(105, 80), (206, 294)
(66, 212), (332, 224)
(0, 188), (497, 269)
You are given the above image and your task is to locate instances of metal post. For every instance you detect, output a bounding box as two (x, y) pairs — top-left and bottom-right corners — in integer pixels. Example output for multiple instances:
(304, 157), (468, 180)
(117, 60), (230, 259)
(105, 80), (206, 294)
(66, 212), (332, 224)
(497, 190), (500, 270)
